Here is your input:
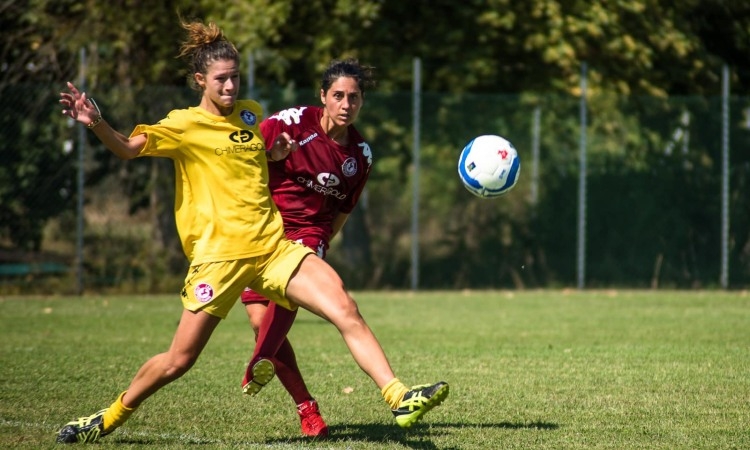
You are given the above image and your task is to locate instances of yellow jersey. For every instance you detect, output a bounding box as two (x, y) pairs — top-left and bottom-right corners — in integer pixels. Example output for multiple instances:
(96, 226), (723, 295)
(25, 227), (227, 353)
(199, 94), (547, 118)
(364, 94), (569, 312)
(130, 100), (284, 265)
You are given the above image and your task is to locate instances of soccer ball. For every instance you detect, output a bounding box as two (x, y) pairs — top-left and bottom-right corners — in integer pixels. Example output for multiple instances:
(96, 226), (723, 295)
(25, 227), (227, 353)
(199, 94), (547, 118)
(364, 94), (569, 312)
(457, 134), (520, 198)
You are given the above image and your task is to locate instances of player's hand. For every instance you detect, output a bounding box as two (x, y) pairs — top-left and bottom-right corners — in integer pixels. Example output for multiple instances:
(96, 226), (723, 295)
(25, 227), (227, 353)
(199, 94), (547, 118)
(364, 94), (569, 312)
(267, 132), (298, 162)
(59, 81), (101, 127)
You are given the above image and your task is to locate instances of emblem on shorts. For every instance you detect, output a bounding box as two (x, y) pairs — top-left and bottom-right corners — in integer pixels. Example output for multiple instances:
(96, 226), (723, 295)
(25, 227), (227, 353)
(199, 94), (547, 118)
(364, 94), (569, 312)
(342, 157), (357, 177)
(194, 283), (214, 303)
(240, 110), (257, 126)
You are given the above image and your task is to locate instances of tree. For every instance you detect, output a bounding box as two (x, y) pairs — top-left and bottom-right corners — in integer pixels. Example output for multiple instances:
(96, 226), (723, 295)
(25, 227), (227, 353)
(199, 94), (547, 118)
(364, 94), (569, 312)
(0, 0), (78, 251)
(2, 0), (749, 288)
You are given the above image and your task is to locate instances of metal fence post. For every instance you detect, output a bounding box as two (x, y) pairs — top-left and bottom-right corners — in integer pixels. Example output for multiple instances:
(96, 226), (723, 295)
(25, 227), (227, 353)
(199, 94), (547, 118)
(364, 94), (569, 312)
(720, 64), (730, 289)
(530, 106), (541, 208)
(577, 62), (588, 290)
(411, 57), (421, 291)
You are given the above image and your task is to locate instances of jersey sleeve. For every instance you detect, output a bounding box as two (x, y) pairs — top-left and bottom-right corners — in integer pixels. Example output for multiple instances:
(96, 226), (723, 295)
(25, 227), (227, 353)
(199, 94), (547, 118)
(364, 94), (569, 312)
(339, 136), (373, 214)
(131, 110), (186, 158)
(260, 116), (282, 144)
(260, 108), (302, 144)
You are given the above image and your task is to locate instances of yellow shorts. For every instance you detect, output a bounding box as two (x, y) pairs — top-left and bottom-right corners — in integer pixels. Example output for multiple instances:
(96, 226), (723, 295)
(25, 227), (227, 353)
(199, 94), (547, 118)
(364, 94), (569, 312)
(181, 239), (314, 319)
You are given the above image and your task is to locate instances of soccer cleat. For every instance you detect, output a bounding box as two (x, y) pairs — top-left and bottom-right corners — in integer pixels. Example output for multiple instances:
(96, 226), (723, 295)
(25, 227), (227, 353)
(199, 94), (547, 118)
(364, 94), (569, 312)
(242, 358), (275, 396)
(392, 381), (449, 428)
(56, 409), (110, 444)
(297, 399), (329, 437)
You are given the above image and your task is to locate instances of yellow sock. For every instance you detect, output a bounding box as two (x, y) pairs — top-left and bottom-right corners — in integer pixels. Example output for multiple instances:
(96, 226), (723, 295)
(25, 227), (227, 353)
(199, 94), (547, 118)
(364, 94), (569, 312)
(102, 391), (136, 433)
(381, 378), (409, 409)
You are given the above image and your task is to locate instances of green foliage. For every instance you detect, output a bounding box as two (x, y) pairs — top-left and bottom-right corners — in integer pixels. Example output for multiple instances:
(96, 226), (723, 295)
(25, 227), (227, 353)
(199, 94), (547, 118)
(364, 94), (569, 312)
(7, 1), (750, 94)
(0, 86), (74, 251)
(2, 1), (750, 289)
(1, 291), (749, 448)
(3, 85), (750, 291)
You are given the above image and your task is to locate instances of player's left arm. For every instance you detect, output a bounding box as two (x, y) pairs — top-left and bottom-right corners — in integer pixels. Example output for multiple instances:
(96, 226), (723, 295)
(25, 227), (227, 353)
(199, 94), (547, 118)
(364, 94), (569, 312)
(330, 213), (350, 240)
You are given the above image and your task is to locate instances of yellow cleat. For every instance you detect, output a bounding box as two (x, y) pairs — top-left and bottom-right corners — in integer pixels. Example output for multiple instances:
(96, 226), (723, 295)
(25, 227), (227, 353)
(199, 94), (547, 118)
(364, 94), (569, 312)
(56, 409), (110, 443)
(392, 381), (449, 428)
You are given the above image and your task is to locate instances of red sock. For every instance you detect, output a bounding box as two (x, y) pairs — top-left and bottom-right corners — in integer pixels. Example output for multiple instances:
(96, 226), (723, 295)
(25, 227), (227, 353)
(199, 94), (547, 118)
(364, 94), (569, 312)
(243, 302), (297, 386)
(274, 338), (313, 404)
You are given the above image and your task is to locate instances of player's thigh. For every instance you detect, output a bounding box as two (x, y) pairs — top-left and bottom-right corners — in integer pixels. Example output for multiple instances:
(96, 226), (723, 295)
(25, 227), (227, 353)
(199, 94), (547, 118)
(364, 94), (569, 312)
(286, 255), (355, 320)
(248, 239), (313, 310)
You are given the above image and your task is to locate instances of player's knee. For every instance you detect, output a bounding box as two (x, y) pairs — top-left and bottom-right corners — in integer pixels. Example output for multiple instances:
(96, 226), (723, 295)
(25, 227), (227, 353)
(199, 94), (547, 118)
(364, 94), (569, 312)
(330, 295), (365, 327)
(249, 317), (263, 335)
(340, 295), (361, 318)
(244, 304), (267, 336)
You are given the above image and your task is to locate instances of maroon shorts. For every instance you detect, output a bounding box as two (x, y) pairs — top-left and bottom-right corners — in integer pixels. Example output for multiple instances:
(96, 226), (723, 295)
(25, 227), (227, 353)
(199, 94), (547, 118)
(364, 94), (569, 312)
(240, 236), (327, 304)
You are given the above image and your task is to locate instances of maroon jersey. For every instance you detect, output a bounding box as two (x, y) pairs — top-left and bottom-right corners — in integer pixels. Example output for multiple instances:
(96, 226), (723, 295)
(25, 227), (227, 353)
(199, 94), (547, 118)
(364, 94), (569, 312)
(261, 105), (373, 248)
(241, 106), (372, 304)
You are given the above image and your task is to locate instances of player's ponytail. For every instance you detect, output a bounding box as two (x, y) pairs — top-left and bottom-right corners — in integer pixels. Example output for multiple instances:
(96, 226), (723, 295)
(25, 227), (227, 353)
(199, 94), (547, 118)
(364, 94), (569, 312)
(177, 19), (239, 91)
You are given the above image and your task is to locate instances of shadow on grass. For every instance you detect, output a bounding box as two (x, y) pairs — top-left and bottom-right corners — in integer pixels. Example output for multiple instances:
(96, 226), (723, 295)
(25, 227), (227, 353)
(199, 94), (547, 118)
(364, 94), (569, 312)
(105, 421), (559, 448)
(264, 421), (559, 449)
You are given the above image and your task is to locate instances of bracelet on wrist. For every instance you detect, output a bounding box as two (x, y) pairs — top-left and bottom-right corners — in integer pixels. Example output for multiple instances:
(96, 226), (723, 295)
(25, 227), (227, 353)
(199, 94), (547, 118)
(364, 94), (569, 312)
(86, 115), (103, 129)
(86, 97), (103, 129)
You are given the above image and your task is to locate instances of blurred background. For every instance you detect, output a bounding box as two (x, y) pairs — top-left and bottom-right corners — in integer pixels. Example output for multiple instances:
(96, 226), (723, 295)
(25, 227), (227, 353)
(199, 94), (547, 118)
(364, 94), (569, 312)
(2, 0), (749, 294)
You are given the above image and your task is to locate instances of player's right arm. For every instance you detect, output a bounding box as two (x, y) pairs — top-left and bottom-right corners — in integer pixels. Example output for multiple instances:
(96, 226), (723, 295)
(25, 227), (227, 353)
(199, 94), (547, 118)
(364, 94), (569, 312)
(60, 81), (146, 160)
(90, 126), (146, 160)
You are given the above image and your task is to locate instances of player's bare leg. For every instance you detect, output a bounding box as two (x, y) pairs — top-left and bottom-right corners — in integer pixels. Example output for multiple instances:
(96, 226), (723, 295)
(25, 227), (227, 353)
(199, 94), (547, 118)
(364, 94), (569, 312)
(286, 255), (395, 388)
(285, 256), (449, 427)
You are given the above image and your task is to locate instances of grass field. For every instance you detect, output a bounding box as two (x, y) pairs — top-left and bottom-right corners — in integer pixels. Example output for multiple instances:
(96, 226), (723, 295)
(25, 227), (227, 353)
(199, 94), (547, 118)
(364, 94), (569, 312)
(1, 290), (748, 449)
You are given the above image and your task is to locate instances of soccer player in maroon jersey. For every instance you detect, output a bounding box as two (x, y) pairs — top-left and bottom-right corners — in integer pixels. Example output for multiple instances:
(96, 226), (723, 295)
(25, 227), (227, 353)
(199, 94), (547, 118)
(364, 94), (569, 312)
(239, 59), (375, 437)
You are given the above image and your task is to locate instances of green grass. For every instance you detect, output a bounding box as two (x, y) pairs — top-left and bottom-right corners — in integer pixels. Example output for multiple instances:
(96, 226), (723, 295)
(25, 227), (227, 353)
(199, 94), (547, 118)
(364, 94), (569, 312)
(1, 290), (749, 449)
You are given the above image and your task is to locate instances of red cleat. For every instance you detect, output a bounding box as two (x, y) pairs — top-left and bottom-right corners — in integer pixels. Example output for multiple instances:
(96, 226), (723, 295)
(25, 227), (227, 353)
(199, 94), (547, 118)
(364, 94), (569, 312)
(297, 399), (329, 437)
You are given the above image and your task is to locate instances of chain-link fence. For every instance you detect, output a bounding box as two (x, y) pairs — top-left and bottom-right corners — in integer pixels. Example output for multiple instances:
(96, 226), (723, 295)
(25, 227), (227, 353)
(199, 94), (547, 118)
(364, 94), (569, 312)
(2, 83), (749, 294)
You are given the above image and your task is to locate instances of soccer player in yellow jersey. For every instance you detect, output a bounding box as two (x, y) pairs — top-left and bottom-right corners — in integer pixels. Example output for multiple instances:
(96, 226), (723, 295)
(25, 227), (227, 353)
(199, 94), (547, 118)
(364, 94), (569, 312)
(55, 19), (448, 444)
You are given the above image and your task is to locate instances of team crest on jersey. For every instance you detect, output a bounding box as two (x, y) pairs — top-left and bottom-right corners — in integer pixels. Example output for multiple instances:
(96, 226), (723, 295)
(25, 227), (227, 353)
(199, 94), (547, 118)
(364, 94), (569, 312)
(342, 157), (358, 177)
(240, 110), (257, 126)
(194, 283), (214, 303)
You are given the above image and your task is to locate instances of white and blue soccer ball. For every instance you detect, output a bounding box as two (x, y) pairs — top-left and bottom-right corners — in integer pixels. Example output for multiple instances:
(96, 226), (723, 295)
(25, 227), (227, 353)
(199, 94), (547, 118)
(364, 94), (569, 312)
(457, 134), (520, 198)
